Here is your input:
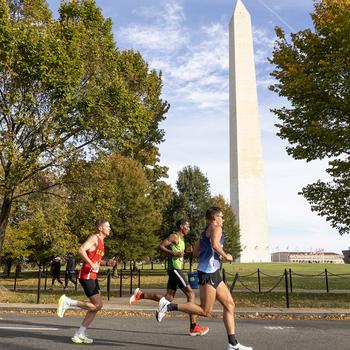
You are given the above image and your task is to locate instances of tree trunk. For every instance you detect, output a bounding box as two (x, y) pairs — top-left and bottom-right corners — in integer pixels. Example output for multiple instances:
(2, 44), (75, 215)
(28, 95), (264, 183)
(0, 195), (13, 252)
(3, 259), (13, 277)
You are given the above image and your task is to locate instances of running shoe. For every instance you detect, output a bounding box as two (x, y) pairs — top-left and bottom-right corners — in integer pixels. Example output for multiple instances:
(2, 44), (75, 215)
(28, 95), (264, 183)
(227, 343), (253, 350)
(155, 297), (170, 322)
(71, 332), (93, 344)
(57, 294), (69, 318)
(129, 288), (142, 305)
(189, 324), (209, 336)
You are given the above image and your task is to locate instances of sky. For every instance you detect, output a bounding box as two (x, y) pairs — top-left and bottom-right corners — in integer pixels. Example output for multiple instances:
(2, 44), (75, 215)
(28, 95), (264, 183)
(46, 0), (349, 255)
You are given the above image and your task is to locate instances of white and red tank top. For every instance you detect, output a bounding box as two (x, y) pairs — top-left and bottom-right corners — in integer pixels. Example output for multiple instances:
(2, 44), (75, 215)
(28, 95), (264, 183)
(79, 236), (104, 280)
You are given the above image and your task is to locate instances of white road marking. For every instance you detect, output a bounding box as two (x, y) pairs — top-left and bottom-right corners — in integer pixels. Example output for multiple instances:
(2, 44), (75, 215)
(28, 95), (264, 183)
(264, 326), (295, 330)
(0, 327), (59, 331)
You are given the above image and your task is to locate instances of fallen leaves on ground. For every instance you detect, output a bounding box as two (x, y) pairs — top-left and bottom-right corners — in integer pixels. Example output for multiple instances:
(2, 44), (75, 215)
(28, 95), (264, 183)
(0, 309), (349, 321)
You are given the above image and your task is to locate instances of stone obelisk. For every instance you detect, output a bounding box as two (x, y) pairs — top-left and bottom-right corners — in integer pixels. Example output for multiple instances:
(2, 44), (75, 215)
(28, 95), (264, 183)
(229, 0), (270, 262)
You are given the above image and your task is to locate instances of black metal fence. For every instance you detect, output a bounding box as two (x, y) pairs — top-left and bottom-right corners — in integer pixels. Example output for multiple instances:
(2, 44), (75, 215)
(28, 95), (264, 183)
(223, 268), (350, 308)
(3, 266), (350, 307)
(2, 267), (142, 304)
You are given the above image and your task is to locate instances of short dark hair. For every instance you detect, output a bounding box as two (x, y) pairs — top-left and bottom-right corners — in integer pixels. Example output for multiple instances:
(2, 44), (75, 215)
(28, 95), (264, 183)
(95, 219), (109, 230)
(176, 218), (189, 230)
(206, 207), (222, 221)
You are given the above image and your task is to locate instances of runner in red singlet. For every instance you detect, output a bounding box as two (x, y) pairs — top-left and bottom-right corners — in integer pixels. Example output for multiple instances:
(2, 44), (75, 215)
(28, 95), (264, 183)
(57, 219), (116, 344)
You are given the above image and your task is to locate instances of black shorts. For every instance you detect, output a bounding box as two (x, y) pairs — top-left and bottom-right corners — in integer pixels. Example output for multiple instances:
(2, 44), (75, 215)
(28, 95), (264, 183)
(79, 279), (100, 298)
(198, 269), (222, 289)
(167, 269), (188, 291)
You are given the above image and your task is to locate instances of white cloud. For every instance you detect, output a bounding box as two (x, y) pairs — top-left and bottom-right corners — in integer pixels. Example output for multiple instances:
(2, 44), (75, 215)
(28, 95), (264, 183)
(257, 77), (275, 89)
(119, 2), (230, 111)
(119, 8), (278, 114)
(118, 1), (189, 54)
(119, 25), (187, 53)
(253, 27), (275, 50)
(164, 23), (228, 111)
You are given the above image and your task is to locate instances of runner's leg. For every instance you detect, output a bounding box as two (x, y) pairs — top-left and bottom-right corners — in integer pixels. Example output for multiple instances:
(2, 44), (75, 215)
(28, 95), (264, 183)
(216, 281), (235, 335)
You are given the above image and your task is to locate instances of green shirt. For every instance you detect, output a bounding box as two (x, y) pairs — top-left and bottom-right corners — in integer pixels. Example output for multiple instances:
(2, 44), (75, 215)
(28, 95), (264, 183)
(167, 234), (185, 270)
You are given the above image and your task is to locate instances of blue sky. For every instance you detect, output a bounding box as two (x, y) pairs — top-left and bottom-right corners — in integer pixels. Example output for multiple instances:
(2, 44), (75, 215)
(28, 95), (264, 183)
(47, 0), (349, 254)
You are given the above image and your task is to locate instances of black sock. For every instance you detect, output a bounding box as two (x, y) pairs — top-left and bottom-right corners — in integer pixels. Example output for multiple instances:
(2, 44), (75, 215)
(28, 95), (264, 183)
(167, 303), (178, 312)
(190, 323), (196, 330)
(228, 334), (238, 346)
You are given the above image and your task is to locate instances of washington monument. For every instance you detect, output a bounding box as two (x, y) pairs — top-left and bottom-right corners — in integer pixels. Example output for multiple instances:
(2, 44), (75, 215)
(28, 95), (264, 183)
(229, 0), (270, 262)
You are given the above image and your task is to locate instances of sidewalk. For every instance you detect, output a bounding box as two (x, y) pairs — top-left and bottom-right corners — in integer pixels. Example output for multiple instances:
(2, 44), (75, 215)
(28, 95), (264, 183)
(0, 292), (349, 319)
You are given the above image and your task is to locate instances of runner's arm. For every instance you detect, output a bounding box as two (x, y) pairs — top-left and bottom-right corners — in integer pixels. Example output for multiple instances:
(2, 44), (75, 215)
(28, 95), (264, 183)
(101, 257), (117, 267)
(78, 235), (98, 269)
(159, 234), (183, 257)
(210, 227), (233, 262)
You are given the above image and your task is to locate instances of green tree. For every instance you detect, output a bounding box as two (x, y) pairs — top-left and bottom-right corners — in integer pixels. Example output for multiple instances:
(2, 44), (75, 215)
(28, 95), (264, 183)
(269, 0), (350, 234)
(0, 225), (32, 276)
(114, 50), (170, 182)
(172, 166), (212, 245)
(65, 153), (161, 263)
(0, 0), (169, 251)
(2, 186), (77, 269)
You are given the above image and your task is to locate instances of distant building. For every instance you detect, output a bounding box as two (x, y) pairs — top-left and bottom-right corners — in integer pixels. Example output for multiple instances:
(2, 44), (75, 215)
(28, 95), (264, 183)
(342, 248), (350, 264)
(271, 251), (344, 264)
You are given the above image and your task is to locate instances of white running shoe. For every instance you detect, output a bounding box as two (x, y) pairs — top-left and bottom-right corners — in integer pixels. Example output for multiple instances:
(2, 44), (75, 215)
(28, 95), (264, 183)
(71, 332), (93, 344)
(57, 294), (70, 318)
(155, 297), (170, 322)
(227, 343), (253, 350)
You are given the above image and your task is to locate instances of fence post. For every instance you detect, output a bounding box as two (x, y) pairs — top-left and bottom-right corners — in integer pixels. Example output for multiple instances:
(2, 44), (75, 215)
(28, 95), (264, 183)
(151, 261), (154, 270)
(222, 268), (226, 284)
(64, 269), (68, 290)
(284, 269), (289, 308)
(257, 268), (261, 293)
(44, 265), (48, 291)
(230, 272), (239, 293)
(75, 269), (79, 293)
(37, 267), (42, 304)
(13, 267), (18, 291)
(130, 269), (133, 294)
(119, 269), (123, 297)
(289, 268), (293, 293)
(138, 269), (141, 289)
(107, 269), (111, 301)
(325, 268), (329, 293)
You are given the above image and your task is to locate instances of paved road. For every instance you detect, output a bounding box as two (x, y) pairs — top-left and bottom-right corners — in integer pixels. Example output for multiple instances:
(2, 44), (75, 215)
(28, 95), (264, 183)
(0, 313), (349, 350)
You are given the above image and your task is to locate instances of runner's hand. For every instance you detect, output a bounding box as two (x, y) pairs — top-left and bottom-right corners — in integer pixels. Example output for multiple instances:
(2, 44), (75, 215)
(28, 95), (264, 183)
(173, 251), (184, 257)
(107, 257), (117, 267)
(90, 262), (99, 270)
(225, 254), (233, 262)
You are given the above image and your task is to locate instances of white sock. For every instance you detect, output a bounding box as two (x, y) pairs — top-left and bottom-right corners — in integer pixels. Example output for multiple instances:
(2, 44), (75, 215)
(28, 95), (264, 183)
(66, 296), (78, 306)
(77, 326), (86, 335)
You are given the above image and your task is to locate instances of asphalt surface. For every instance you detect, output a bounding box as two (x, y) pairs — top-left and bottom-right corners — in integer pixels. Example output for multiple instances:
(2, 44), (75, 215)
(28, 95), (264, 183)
(0, 313), (350, 350)
(0, 290), (350, 350)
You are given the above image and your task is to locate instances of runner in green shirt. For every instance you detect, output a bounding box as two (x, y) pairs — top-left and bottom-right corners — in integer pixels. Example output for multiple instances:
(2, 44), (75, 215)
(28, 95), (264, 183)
(130, 218), (209, 336)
